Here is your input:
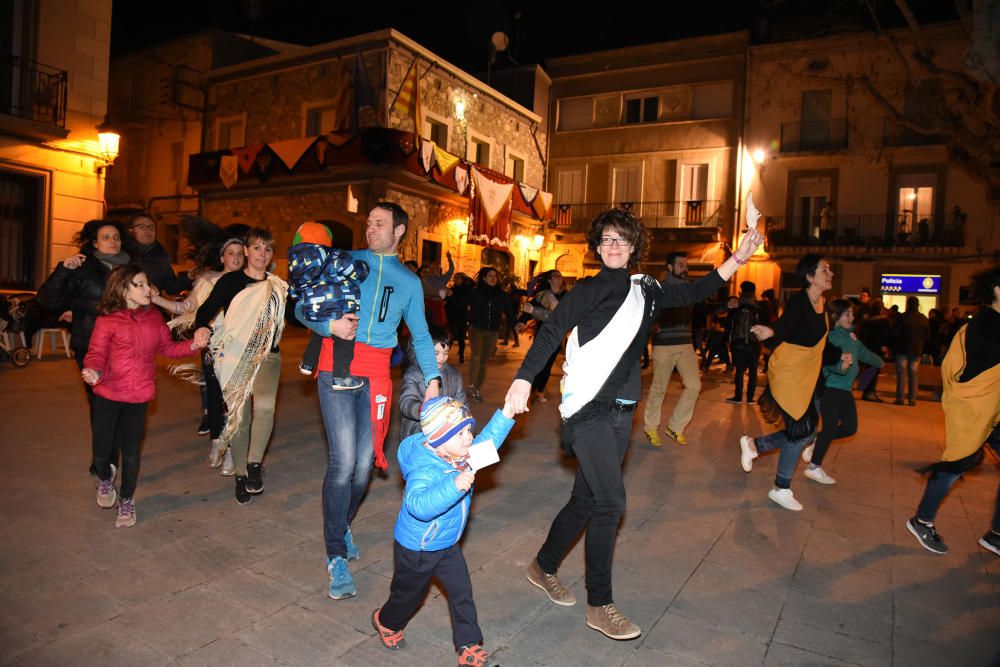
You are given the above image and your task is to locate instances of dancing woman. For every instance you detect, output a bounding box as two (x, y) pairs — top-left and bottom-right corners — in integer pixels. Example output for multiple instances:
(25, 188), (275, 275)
(505, 208), (763, 640)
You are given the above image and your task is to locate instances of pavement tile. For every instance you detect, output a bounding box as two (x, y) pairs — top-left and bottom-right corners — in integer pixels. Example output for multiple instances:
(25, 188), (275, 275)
(332, 636), (461, 667)
(772, 618), (891, 666)
(84, 561), (191, 608)
(891, 634), (1000, 667)
(0, 547), (99, 595)
(0, 580), (127, 643)
(668, 563), (786, 639)
(0, 610), (39, 666)
(206, 567), (306, 623)
(622, 646), (709, 666)
(12, 622), (170, 667)
(643, 611), (769, 666)
(169, 638), (281, 667)
(789, 557), (893, 601)
(234, 604), (368, 664)
(779, 589), (892, 646)
(763, 641), (857, 666)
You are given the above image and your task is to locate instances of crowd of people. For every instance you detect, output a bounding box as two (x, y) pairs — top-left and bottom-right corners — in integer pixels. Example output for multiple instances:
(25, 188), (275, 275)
(35, 203), (998, 667)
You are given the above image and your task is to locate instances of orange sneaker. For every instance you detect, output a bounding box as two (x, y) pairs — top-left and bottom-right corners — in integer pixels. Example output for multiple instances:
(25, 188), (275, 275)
(457, 643), (495, 666)
(371, 608), (405, 650)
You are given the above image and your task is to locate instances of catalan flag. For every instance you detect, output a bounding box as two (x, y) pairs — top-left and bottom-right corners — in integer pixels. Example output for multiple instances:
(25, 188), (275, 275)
(391, 57), (422, 140)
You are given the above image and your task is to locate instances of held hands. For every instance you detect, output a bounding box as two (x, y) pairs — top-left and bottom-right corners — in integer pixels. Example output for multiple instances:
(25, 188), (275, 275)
(505, 378), (532, 415)
(329, 313), (359, 340)
(454, 469), (475, 492)
(840, 352), (854, 371)
(81, 368), (100, 385)
(735, 227), (765, 262)
(62, 253), (86, 270)
(750, 324), (774, 341)
(423, 378), (441, 402)
(193, 327), (212, 349)
(514, 323), (526, 334)
(502, 398), (516, 419)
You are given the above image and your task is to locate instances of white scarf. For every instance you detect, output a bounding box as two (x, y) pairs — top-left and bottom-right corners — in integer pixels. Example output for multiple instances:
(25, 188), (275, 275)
(559, 275), (649, 420)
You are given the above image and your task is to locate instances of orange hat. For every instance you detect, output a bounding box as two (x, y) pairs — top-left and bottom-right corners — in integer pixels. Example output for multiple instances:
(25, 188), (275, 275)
(292, 221), (333, 247)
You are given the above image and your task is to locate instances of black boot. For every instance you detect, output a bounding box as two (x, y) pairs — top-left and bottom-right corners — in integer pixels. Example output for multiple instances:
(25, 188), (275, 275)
(861, 391), (883, 403)
(235, 476), (252, 505)
(246, 463), (264, 495)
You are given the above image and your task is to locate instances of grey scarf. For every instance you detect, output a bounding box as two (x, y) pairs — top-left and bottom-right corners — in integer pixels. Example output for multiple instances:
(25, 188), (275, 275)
(93, 250), (131, 270)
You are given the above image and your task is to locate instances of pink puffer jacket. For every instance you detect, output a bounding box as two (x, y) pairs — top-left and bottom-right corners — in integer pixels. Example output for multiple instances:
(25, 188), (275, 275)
(84, 306), (195, 403)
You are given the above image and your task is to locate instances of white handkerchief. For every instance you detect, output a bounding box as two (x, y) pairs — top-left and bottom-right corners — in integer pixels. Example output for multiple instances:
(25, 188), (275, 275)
(467, 440), (499, 471)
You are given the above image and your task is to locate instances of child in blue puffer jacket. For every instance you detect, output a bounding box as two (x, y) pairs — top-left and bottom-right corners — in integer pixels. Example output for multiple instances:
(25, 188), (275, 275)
(804, 298), (884, 485)
(372, 395), (514, 667)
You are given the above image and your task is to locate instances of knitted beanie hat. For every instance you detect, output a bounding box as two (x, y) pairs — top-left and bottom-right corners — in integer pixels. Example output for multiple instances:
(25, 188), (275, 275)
(292, 221), (333, 247)
(420, 396), (475, 448)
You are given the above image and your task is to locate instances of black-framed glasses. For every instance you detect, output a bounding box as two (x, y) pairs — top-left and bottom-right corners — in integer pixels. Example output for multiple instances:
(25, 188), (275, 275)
(599, 236), (630, 247)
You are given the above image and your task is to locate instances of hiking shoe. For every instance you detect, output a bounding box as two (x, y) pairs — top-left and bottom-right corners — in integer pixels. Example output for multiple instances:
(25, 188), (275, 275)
(643, 428), (662, 447)
(978, 531), (1000, 557)
(371, 608), (405, 649)
(739, 436), (757, 472)
(457, 643), (495, 666)
(664, 427), (687, 445)
(332, 376), (363, 390)
(197, 415), (210, 435)
(245, 462), (264, 494)
(235, 476), (252, 505)
(326, 556), (357, 599)
(96, 464), (117, 509)
(725, 396), (742, 404)
(526, 559), (576, 606)
(746, 396), (757, 405)
(801, 442), (815, 463)
(768, 487), (803, 511)
(208, 438), (226, 468)
(219, 448), (235, 476)
(115, 498), (136, 528)
(586, 603), (641, 640)
(345, 527), (360, 561)
(804, 465), (836, 485)
(907, 517), (948, 554)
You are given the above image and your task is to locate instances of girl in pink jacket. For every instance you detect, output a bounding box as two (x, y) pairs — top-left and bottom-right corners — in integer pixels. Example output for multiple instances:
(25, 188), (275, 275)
(83, 265), (201, 527)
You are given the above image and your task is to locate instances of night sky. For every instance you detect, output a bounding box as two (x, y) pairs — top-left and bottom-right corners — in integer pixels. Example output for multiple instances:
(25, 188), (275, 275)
(111, 0), (957, 74)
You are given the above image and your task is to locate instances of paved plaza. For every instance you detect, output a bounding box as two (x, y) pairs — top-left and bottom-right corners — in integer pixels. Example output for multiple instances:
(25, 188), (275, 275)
(1, 329), (998, 666)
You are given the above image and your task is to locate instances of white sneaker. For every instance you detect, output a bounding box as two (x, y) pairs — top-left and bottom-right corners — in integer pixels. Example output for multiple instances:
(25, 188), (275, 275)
(219, 448), (235, 476)
(739, 436), (757, 472)
(801, 442), (815, 463)
(208, 439), (226, 468)
(804, 465), (836, 485)
(768, 487), (804, 511)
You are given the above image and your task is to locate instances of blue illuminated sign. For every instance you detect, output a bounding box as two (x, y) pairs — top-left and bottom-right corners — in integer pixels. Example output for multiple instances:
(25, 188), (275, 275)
(880, 274), (941, 294)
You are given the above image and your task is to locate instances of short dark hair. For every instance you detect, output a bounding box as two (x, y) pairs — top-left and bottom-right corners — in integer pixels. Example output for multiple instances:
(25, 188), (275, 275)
(970, 267), (1000, 305)
(99, 265), (146, 315)
(427, 324), (451, 348)
(404, 259), (418, 271)
(372, 201), (409, 232)
(75, 219), (125, 250)
(586, 208), (648, 270)
(827, 297), (852, 324)
(761, 288), (776, 301)
(860, 287), (871, 296)
(796, 254), (826, 288)
(905, 295), (920, 313)
(665, 251), (687, 267)
(129, 211), (155, 228)
(740, 280), (756, 295)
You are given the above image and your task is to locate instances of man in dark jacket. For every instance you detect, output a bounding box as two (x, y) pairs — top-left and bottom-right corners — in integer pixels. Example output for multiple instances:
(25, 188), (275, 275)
(466, 266), (514, 401)
(859, 299), (892, 401)
(893, 296), (930, 406)
(726, 281), (767, 404)
(126, 213), (191, 295)
(641, 252), (701, 446)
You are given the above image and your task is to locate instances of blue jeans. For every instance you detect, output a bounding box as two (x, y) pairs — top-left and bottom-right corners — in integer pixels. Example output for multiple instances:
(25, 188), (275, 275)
(895, 354), (920, 401)
(317, 372), (373, 559)
(754, 428), (814, 489)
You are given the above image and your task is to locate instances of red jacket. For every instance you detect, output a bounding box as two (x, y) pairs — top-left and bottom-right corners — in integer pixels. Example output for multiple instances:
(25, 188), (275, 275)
(84, 306), (195, 403)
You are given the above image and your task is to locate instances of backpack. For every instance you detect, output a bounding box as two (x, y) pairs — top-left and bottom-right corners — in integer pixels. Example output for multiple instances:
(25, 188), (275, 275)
(730, 303), (758, 347)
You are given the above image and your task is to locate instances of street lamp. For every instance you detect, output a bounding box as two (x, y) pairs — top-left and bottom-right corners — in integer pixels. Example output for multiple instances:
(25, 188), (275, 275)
(95, 118), (121, 176)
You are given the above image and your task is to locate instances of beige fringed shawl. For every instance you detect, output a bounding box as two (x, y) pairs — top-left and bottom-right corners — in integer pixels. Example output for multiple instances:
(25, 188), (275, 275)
(212, 274), (288, 444)
(168, 272), (223, 332)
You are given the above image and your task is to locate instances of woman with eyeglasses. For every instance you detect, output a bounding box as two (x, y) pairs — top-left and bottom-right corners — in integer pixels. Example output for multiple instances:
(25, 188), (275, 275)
(505, 208), (763, 641)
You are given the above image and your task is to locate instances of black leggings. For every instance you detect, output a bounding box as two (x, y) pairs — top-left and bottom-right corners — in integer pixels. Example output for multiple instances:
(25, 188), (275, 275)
(92, 396), (148, 499)
(813, 387), (858, 466)
(531, 328), (560, 393)
(203, 351), (226, 440)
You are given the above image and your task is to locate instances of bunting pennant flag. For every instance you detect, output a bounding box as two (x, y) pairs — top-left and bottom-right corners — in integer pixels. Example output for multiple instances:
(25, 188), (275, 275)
(534, 190), (554, 219)
(353, 54), (378, 131)
(554, 204), (573, 228)
(432, 144), (461, 175)
(454, 165), (469, 195)
(233, 143), (264, 174)
(219, 155), (238, 189)
(390, 57), (422, 139)
(519, 183), (539, 206)
(269, 137), (316, 171)
(420, 139), (435, 173)
(468, 167), (514, 249)
(255, 148), (276, 183)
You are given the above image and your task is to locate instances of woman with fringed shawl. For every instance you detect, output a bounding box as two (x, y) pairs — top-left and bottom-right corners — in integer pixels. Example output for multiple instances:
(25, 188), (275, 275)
(738, 254), (835, 512)
(194, 228), (288, 505)
(505, 209), (764, 641)
(905, 267), (1000, 557)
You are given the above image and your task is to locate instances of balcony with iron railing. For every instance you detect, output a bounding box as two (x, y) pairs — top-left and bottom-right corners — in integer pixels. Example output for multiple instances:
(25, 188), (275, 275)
(882, 117), (943, 148)
(550, 200), (723, 233)
(779, 119), (848, 153)
(0, 55), (68, 129)
(765, 213), (964, 250)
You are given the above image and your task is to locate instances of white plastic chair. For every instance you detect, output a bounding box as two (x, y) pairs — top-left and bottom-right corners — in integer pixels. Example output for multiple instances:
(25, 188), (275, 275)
(34, 328), (71, 359)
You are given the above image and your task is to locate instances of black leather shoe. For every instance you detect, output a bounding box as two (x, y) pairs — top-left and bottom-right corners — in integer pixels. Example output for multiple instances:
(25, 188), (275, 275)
(235, 476), (252, 505)
(861, 393), (883, 403)
(246, 463), (264, 494)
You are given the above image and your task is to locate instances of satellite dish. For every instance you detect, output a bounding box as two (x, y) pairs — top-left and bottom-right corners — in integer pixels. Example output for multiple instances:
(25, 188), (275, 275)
(491, 32), (509, 52)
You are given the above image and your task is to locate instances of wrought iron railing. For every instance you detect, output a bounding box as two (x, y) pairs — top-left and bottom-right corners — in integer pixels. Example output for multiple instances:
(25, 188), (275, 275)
(882, 118), (943, 147)
(780, 119), (848, 153)
(0, 56), (68, 128)
(550, 200), (723, 232)
(765, 213), (964, 248)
